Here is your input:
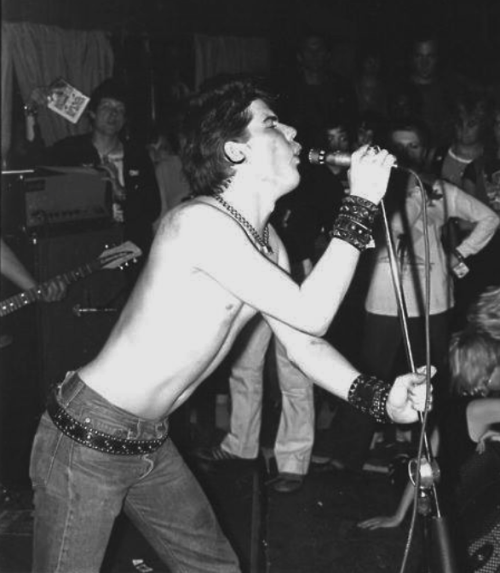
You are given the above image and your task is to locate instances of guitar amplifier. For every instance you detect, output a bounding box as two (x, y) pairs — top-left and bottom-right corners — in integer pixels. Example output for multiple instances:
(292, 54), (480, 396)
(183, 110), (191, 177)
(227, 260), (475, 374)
(23, 167), (111, 229)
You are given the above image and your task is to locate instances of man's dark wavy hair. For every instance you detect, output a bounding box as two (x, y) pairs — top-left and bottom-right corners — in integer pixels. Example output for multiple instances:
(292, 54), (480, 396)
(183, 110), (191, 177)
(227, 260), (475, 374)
(178, 74), (276, 197)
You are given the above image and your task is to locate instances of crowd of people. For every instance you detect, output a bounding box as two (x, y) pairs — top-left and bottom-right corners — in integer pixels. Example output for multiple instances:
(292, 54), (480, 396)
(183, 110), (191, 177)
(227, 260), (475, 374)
(1, 27), (499, 573)
(191, 33), (500, 507)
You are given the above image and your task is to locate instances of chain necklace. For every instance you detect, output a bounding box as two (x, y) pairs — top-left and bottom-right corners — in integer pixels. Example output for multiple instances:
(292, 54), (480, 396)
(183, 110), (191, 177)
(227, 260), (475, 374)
(213, 194), (273, 254)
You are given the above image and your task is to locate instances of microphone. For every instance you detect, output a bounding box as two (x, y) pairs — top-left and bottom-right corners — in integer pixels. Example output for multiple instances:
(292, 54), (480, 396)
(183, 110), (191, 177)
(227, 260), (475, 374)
(308, 149), (351, 167)
(308, 148), (400, 169)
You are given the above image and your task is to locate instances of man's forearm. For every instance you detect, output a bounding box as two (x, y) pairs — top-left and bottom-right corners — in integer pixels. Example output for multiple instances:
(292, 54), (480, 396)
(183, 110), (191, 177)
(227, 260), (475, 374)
(298, 238), (361, 335)
(272, 326), (360, 401)
(269, 316), (426, 426)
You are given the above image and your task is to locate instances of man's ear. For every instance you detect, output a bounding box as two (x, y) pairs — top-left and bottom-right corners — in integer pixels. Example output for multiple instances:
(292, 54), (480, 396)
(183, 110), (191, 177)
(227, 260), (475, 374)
(224, 141), (246, 164)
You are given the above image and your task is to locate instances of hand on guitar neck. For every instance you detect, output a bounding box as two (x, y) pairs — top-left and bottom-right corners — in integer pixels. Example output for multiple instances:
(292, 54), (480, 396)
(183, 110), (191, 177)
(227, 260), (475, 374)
(0, 241), (142, 318)
(36, 276), (67, 302)
(1, 237), (67, 304)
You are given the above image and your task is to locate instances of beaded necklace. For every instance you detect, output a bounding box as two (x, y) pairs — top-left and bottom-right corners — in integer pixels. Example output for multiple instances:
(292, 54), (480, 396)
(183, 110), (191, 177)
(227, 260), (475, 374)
(213, 193), (273, 254)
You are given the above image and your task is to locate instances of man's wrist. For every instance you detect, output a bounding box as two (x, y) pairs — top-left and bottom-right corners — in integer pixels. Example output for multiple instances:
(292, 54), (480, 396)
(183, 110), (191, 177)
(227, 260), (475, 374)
(330, 195), (379, 252)
(347, 373), (393, 424)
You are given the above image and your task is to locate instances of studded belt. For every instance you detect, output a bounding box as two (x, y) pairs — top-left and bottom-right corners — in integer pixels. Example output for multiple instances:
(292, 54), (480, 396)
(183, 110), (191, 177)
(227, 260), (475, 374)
(47, 393), (168, 456)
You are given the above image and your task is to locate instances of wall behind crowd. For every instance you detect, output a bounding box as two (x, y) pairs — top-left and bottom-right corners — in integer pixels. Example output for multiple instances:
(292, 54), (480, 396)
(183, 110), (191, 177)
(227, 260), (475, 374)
(2, 0), (499, 158)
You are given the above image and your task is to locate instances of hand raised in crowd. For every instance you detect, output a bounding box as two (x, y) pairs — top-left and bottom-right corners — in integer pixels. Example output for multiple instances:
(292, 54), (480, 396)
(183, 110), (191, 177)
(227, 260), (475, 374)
(349, 144), (396, 205)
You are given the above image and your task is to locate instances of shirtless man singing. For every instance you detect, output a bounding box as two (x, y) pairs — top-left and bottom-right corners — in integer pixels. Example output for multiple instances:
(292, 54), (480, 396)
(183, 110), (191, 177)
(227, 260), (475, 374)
(30, 76), (431, 573)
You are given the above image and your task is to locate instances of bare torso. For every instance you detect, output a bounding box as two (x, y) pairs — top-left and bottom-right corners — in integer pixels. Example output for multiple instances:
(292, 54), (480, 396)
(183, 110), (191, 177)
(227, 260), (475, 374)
(75, 140), (410, 424)
(79, 203), (270, 419)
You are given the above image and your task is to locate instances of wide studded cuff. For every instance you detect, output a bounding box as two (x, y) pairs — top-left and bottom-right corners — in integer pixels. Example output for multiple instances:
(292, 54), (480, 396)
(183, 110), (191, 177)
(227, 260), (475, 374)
(330, 216), (373, 251)
(340, 195), (379, 225)
(330, 195), (379, 251)
(347, 374), (393, 424)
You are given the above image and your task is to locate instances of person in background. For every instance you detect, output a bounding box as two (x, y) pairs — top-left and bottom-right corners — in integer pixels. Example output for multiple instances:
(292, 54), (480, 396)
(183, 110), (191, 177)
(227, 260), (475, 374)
(354, 44), (388, 117)
(363, 119), (498, 403)
(426, 91), (490, 324)
(406, 35), (455, 148)
(36, 79), (161, 260)
(446, 99), (500, 323)
(280, 33), (357, 150)
(387, 82), (423, 124)
(463, 100), (500, 216)
(147, 120), (191, 232)
(467, 286), (500, 341)
(352, 110), (386, 151)
(196, 313), (315, 494)
(358, 289), (500, 531)
(431, 90), (488, 188)
(311, 118), (498, 474)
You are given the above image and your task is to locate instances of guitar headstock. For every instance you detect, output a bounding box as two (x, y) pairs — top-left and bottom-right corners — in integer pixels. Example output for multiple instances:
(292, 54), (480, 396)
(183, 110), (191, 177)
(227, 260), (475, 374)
(99, 241), (143, 270)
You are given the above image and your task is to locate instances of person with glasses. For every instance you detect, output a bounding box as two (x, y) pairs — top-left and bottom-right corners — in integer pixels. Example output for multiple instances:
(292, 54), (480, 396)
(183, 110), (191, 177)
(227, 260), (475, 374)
(34, 79), (161, 261)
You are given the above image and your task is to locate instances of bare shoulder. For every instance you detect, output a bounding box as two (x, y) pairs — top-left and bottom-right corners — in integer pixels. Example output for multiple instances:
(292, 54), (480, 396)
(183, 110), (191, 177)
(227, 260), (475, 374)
(155, 198), (238, 245)
(154, 199), (210, 236)
(154, 198), (275, 264)
(148, 198), (256, 280)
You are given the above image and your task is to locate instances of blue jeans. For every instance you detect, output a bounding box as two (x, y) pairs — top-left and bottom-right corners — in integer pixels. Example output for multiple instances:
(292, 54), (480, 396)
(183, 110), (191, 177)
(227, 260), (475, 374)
(30, 372), (240, 573)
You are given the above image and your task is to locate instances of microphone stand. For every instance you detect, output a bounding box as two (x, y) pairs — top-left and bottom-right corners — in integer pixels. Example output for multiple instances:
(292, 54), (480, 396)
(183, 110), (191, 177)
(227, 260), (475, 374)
(379, 199), (459, 573)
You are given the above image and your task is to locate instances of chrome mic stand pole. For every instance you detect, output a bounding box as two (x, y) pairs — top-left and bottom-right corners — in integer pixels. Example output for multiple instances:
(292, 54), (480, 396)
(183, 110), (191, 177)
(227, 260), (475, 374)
(379, 201), (434, 464)
(379, 199), (459, 573)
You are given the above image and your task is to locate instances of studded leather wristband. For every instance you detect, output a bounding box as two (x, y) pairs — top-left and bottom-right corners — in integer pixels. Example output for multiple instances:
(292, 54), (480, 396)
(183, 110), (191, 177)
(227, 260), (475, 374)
(347, 374), (394, 424)
(330, 195), (379, 251)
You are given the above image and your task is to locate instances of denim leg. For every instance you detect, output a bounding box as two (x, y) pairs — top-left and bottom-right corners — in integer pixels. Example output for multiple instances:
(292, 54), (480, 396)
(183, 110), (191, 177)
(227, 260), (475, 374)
(273, 339), (314, 475)
(30, 413), (135, 573)
(125, 438), (240, 573)
(30, 373), (239, 573)
(222, 317), (272, 458)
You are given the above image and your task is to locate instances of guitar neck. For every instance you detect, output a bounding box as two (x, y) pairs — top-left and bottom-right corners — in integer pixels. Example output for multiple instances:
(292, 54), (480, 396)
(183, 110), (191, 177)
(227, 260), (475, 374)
(0, 259), (102, 318)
